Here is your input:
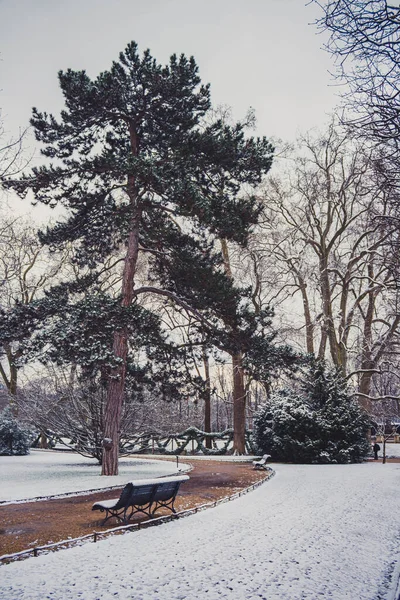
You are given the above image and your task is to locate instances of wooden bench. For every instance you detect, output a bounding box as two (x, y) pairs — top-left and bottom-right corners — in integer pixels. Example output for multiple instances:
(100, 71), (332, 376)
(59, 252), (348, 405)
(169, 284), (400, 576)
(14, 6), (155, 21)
(92, 475), (190, 525)
(252, 454), (271, 470)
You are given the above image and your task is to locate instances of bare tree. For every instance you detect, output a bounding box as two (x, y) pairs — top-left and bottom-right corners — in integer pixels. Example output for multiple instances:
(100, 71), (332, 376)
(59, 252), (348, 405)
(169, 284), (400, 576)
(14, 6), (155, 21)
(0, 109), (29, 180)
(0, 217), (68, 400)
(259, 122), (400, 409)
(313, 1), (400, 292)
(313, 0), (400, 147)
(19, 365), (205, 462)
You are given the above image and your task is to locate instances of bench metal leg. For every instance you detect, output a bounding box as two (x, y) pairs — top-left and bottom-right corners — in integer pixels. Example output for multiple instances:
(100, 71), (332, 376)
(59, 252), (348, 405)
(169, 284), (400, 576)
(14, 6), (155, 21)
(126, 502), (154, 521)
(98, 508), (128, 526)
(151, 496), (177, 516)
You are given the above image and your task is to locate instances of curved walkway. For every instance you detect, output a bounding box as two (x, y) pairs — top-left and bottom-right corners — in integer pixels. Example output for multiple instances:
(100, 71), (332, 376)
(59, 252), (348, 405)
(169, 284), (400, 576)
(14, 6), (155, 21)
(1, 461), (400, 599)
(0, 458), (266, 556)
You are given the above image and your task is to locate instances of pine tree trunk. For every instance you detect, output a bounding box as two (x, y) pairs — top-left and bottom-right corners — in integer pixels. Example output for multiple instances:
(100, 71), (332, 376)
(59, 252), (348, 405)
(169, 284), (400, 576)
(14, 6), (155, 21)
(102, 330), (128, 475)
(220, 239), (247, 454)
(102, 122), (139, 476)
(232, 352), (246, 454)
(102, 205), (140, 475)
(202, 347), (212, 449)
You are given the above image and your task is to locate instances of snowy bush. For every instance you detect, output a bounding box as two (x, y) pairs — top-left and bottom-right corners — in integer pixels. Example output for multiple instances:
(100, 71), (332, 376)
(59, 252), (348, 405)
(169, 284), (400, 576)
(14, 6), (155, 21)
(0, 407), (33, 456)
(253, 361), (371, 464)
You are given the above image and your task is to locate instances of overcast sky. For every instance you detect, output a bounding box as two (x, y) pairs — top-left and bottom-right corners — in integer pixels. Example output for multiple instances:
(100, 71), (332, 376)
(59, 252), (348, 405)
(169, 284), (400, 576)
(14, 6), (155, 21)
(0, 0), (339, 218)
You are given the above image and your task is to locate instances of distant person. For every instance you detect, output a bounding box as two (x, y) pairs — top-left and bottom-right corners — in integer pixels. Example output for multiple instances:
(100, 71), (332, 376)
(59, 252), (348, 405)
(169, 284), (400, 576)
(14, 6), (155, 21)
(373, 442), (380, 460)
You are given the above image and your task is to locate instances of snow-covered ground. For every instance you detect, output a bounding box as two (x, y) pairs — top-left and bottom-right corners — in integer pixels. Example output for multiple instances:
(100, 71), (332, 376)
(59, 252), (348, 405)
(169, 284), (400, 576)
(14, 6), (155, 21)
(0, 450), (183, 502)
(383, 442), (400, 458)
(1, 458), (400, 599)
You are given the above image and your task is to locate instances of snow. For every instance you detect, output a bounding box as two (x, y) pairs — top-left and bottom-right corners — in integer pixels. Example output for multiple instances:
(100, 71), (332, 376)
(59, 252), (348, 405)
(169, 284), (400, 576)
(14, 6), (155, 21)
(1, 457), (400, 599)
(383, 443), (400, 458)
(0, 450), (185, 503)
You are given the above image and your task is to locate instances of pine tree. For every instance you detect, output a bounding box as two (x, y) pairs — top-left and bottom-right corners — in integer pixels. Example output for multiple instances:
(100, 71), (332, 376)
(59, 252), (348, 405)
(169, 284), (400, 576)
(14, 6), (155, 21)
(5, 42), (274, 474)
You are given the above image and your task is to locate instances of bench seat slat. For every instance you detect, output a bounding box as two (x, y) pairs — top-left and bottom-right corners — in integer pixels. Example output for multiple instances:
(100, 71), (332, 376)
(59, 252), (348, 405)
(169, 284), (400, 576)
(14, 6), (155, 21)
(92, 498), (121, 510)
(252, 454), (271, 470)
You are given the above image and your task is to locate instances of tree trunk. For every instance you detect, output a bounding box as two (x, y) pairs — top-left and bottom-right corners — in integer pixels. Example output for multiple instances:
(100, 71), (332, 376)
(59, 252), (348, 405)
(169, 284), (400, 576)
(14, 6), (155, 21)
(39, 431), (49, 449)
(202, 347), (212, 449)
(358, 268), (375, 412)
(318, 329), (328, 361)
(102, 330), (128, 475)
(2, 344), (19, 416)
(298, 275), (314, 354)
(220, 239), (232, 279)
(9, 363), (17, 397)
(232, 352), (246, 454)
(319, 255), (346, 372)
(102, 122), (139, 476)
(69, 363), (77, 388)
(102, 208), (140, 475)
(220, 239), (247, 454)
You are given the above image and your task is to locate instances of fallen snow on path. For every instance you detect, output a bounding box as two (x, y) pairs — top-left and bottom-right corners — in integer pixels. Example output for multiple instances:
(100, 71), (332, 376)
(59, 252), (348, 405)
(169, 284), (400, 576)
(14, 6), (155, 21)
(1, 461), (400, 600)
(0, 450), (182, 502)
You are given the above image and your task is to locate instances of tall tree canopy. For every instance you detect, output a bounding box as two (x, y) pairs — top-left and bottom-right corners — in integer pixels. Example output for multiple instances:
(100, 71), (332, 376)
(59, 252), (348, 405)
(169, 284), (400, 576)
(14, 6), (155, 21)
(5, 42), (274, 474)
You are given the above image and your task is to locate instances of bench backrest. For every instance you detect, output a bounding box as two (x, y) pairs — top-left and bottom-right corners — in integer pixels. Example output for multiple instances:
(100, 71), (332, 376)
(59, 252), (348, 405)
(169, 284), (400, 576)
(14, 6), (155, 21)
(154, 479), (182, 503)
(256, 454), (270, 464)
(113, 482), (135, 510)
(130, 483), (158, 506)
(121, 475), (189, 509)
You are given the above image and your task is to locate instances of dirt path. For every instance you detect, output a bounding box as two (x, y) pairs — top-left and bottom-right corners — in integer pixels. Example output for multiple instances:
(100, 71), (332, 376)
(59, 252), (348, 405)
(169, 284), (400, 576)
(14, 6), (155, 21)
(0, 459), (269, 557)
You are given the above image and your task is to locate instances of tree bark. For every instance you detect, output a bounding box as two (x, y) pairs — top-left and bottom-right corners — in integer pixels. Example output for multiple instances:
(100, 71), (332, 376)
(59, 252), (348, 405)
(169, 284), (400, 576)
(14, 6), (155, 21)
(232, 352), (246, 454)
(39, 431), (49, 449)
(202, 347), (212, 449)
(2, 344), (20, 416)
(220, 239), (247, 454)
(319, 254), (347, 372)
(298, 275), (314, 355)
(358, 278), (375, 412)
(9, 363), (17, 397)
(102, 329), (129, 475)
(102, 151), (140, 474)
(220, 239), (232, 279)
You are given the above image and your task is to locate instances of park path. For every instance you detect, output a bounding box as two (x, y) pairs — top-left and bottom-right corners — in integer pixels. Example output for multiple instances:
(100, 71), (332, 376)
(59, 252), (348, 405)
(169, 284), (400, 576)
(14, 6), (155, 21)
(0, 458), (266, 556)
(1, 461), (400, 600)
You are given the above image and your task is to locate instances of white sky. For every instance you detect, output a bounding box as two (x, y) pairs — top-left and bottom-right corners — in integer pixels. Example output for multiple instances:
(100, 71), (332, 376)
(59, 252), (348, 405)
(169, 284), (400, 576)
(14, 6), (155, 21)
(0, 0), (338, 141)
(0, 0), (339, 222)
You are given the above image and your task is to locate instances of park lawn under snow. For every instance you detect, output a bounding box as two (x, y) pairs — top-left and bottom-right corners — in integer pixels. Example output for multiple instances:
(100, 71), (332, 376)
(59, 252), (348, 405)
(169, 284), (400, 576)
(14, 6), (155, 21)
(381, 443), (400, 458)
(0, 450), (182, 502)
(1, 456), (400, 599)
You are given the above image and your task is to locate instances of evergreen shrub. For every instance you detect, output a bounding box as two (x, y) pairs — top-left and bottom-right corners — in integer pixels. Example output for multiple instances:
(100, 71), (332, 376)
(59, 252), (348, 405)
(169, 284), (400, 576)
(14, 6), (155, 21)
(253, 361), (370, 464)
(0, 407), (33, 455)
